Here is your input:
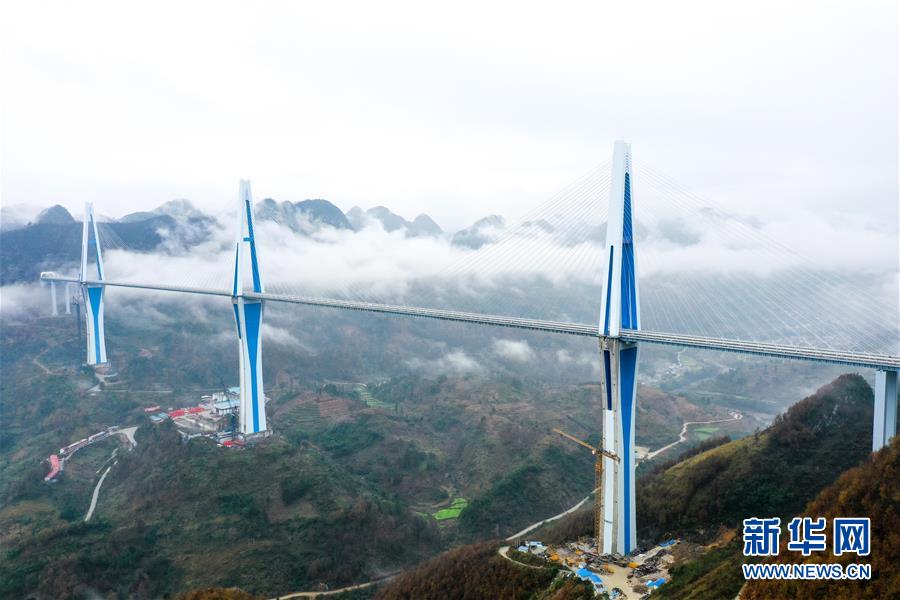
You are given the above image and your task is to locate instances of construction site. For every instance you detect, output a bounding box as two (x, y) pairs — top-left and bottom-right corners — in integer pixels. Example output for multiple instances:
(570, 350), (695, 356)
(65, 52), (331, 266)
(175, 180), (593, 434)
(508, 537), (678, 599)
(145, 386), (271, 446)
(518, 427), (674, 598)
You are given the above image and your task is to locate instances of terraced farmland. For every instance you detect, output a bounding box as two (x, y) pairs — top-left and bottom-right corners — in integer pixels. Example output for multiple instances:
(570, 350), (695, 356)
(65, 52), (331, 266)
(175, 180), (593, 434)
(356, 384), (388, 408)
(433, 497), (468, 521)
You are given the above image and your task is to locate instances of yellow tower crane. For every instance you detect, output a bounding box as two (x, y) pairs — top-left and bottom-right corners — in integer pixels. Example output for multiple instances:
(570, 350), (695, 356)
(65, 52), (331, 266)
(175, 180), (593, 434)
(552, 427), (620, 553)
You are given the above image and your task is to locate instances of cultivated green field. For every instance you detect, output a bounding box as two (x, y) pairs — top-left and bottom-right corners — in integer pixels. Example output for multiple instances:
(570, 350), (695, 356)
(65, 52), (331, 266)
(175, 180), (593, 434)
(433, 497), (468, 520)
(693, 426), (719, 440)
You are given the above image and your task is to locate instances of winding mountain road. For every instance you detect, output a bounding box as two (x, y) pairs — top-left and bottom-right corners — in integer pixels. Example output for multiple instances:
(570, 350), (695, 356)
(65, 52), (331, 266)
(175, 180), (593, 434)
(505, 490), (596, 542)
(269, 572), (400, 599)
(84, 464), (113, 522)
(645, 411), (742, 460)
(497, 545), (546, 569)
(80, 426), (138, 522)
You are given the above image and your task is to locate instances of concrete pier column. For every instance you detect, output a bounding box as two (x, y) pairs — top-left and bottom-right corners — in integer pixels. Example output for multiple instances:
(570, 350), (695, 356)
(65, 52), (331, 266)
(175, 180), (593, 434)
(50, 281), (58, 316)
(873, 369), (898, 451)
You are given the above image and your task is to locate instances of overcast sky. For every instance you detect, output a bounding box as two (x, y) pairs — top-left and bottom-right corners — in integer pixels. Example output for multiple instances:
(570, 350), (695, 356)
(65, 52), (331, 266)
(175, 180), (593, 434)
(2, 1), (898, 234)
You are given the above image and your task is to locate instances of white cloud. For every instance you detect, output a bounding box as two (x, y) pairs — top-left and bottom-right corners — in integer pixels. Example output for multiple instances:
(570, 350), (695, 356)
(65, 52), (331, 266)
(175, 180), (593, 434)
(556, 348), (598, 367)
(1, 1), (895, 235)
(0, 283), (46, 318)
(406, 348), (481, 375)
(493, 339), (535, 362)
(4, 0), (897, 352)
(261, 322), (311, 351)
(16, 197), (891, 354)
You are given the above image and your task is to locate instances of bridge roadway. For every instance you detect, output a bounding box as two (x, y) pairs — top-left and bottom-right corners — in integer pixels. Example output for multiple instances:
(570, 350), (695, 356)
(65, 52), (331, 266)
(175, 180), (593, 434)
(43, 275), (900, 371)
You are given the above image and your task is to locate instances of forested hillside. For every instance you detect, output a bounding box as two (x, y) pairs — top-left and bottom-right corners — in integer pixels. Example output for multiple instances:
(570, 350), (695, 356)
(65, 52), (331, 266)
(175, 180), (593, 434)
(638, 374), (874, 544)
(3, 315), (731, 598)
(375, 542), (593, 600)
(742, 437), (899, 599)
(644, 374), (887, 600)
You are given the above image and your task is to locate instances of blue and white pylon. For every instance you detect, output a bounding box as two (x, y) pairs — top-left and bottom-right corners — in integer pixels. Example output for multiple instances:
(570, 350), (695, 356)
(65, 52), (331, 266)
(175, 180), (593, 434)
(598, 140), (640, 556)
(232, 180), (268, 435)
(80, 202), (108, 365)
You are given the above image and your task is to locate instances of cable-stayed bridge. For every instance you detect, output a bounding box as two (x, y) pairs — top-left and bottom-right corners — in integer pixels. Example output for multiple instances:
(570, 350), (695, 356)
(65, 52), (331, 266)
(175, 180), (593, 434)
(39, 140), (899, 557)
(40, 275), (900, 371)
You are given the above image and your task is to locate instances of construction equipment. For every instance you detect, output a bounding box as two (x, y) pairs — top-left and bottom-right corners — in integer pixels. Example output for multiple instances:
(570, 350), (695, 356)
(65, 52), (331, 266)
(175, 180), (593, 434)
(552, 427), (620, 553)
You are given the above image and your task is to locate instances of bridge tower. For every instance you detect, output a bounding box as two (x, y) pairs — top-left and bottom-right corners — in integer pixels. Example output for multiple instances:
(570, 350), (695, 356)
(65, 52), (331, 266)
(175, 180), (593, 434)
(598, 140), (640, 556)
(80, 202), (108, 365)
(232, 180), (268, 436)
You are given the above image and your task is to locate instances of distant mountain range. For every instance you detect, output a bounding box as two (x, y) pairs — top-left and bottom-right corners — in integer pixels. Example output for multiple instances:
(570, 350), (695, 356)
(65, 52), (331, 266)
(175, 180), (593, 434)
(256, 198), (354, 232)
(347, 205), (443, 238)
(0, 198), (510, 285)
(0, 201), (219, 284)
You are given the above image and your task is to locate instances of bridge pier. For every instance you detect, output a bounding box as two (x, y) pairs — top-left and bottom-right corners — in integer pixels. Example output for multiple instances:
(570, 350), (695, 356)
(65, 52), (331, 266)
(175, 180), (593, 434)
(873, 369), (898, 451)
(599, 337), (639, 555)
(50, 281), (58, 316)
(65, 283), (75, 314)
(598, 140), (640, 556)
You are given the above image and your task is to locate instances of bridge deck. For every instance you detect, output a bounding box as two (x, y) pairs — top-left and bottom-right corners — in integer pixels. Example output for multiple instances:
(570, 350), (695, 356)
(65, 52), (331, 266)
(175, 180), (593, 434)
(43, 275), (900, 371)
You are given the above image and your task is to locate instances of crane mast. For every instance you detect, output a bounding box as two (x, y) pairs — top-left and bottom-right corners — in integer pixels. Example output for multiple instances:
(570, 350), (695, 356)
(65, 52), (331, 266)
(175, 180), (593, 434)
(552, 427), (620, 554)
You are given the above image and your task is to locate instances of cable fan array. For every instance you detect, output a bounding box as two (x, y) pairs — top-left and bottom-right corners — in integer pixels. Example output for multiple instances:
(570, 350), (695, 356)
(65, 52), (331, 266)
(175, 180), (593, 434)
(60, 157), (897, 356)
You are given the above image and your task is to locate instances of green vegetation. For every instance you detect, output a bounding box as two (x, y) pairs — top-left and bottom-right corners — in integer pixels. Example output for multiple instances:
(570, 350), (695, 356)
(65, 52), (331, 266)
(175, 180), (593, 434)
(656, 437), (900, 599)
(653, 539), (745, 600)
(642, 375), (884, 600)
(459, 444), (593, 540)
(0, 422), (442, 599)
(692, 425), (719, 440)
(432, 497), (468, 520)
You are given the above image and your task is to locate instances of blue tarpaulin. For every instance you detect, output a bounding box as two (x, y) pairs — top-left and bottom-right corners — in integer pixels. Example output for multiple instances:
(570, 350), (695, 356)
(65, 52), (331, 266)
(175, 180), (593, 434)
(575, 568), (603, 585)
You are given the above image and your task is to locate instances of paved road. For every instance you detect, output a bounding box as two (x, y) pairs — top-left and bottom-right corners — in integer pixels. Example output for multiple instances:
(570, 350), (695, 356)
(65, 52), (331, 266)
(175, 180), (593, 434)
(269, 572), (400, 599)
(645, 412), (743, 461)
(32, 356), (52, 375)
(78, 427), (138, 522)
(497, 546), (547, 570)
(503, 411), (743, 544)
(84, 464), (113, 522)
(505, 489), (596, 542)
(114, 426), (139, 448)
